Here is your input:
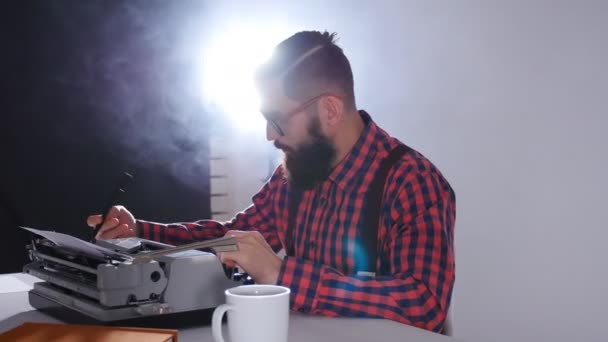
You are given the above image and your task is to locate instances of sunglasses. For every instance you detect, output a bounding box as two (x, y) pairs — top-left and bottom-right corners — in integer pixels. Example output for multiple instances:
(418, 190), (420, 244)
(261, 92), (343, 136)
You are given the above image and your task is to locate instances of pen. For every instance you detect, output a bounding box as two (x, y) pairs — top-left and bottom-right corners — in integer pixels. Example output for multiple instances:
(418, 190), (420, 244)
(92, 172), (133, 242)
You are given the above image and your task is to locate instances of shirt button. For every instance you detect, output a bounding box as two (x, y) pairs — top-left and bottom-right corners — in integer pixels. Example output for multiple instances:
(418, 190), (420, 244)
(319, 197), (326, 204)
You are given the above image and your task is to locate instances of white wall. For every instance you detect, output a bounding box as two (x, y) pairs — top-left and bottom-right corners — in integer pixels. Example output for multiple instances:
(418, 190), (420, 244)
(374, 2), (607, 342)
(207, 1), (608, 341)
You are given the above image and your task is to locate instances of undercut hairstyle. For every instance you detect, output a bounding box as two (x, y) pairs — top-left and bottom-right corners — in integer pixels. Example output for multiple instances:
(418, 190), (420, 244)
(255, 31), (356, 110)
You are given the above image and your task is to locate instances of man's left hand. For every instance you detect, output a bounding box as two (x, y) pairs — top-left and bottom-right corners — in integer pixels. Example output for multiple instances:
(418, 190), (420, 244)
(218, 230), (283, 284)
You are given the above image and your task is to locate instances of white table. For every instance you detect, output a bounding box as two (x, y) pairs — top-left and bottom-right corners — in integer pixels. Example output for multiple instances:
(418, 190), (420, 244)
(0, 273), (462, 342)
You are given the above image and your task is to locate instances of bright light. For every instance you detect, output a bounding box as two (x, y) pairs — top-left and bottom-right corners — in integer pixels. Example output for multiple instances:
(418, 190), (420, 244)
(200, 23), (293, 133)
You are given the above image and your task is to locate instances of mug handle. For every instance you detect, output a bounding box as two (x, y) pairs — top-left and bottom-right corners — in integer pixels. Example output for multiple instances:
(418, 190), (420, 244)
(212, 303), (232, 342)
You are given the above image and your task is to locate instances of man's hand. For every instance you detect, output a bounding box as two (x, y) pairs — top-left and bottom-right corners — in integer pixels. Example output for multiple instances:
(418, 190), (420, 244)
(86, 205), (138, 240)
(218, 230), (282, 285)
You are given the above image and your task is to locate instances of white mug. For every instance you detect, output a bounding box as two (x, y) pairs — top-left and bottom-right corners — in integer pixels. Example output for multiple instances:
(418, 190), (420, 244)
(212, 284), (290, 342)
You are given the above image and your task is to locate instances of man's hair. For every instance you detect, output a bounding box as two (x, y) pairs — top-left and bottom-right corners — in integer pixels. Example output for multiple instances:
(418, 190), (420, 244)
(255, 31), (356, 110)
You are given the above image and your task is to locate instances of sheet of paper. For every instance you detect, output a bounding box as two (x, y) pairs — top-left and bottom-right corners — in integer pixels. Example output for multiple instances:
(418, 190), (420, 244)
(0, 274), (35, 294)
(20, 226), (129, 259)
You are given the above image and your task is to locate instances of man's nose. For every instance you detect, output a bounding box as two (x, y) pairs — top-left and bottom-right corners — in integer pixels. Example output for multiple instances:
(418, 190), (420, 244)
(266, 122), (280, 141)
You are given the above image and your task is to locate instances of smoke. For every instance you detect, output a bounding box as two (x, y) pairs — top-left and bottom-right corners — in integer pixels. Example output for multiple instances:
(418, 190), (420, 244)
(43, 0), (213, 189)
(34, 0), (342, 192)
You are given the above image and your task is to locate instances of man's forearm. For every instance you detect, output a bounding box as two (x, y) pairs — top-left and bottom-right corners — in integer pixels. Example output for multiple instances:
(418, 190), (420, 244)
(137, 219), (227, 245)
(276, 256), (451, 333)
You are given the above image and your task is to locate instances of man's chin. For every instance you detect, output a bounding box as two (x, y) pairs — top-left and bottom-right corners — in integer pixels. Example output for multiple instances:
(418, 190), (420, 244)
(279, 146), (297, 158)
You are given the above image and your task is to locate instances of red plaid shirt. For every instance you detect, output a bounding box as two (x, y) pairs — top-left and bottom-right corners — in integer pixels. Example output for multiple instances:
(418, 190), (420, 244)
(139, 111), (455, 332)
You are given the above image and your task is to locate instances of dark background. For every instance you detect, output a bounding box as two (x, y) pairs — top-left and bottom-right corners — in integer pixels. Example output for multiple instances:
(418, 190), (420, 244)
(1, 1), (215, 273)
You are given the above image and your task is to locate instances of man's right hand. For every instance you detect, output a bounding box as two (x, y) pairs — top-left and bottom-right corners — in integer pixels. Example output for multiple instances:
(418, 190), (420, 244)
(87, 205), (138, 240)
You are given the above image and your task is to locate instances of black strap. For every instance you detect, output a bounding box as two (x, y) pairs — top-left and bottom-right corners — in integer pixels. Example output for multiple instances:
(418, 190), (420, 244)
(285, 187), (303, 256)
(356, 145), (411, 275)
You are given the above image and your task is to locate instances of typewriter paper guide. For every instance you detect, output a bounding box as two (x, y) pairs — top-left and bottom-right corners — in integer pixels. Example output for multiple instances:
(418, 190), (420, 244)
(20, 226), (129, 259)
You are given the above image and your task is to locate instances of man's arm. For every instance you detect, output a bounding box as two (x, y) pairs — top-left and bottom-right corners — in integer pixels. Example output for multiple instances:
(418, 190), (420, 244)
(138, 169), (284, 251)
(276, 171), (456, 332)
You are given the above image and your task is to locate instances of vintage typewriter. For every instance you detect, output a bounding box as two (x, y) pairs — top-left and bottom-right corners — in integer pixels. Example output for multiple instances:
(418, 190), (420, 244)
(21, 227), (243, 326)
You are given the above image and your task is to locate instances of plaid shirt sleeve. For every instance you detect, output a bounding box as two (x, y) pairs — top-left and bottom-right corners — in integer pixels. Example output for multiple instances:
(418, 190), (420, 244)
(137, 170), (283, 251)
(276, 170), (456, 333)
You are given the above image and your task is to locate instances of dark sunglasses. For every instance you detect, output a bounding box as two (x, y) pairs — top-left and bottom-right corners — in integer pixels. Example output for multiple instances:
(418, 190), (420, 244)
(262, 92), (343, 136)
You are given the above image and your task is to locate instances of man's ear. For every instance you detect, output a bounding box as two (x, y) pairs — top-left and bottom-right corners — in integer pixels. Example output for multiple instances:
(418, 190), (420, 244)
(322, 95), (344, 126)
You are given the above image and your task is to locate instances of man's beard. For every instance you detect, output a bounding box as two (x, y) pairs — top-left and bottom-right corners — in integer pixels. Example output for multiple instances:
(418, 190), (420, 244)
(275, 116), (335, 190)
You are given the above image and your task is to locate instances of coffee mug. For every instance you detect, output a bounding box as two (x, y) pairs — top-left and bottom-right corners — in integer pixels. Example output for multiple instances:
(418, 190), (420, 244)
(212, 284), (290, 342)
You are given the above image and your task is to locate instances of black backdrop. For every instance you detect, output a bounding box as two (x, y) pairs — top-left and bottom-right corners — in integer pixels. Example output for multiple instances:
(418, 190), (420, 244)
(1, 1), (213, 273)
